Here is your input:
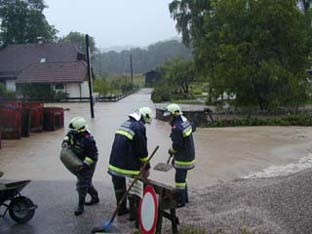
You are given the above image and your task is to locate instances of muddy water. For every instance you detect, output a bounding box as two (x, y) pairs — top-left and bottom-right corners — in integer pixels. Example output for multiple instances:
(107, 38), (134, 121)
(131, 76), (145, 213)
(1, 88), (312, 189)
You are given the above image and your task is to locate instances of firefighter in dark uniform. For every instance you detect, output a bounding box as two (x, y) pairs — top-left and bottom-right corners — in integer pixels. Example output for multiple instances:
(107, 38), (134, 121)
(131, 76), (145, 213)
(62, 117), (99, 216)
(163, 103), (196, 207)
(108, 107), (153, 224)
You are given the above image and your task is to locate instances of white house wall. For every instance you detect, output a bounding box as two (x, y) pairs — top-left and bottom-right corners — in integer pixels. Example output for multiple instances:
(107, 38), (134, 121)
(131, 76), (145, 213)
(6, 80), (16, 92)
(65, 82), (90, 98)
(81, 81), (89, 97)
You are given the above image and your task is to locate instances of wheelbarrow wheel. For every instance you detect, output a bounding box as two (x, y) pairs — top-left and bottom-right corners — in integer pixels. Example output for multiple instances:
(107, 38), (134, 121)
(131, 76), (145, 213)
(9, 196), (36, 223)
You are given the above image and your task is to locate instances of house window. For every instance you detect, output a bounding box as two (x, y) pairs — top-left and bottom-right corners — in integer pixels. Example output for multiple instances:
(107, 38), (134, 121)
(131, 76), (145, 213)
(40, 58), (46, 63)
(55, 83), (64, 90)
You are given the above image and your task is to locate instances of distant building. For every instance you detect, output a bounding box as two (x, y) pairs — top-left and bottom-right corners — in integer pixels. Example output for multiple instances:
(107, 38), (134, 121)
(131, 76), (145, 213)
(144, 70), (161, 87)
(0, 42), (90, 98)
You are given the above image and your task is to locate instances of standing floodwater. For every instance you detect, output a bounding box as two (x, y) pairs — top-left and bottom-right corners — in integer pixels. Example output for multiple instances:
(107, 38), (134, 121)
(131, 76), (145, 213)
(1, 89), (312, 234)
(1, 88), (312, 187)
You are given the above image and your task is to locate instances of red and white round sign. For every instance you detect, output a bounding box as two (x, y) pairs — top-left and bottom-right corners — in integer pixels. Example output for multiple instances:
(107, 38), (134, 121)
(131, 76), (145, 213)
(139, 185), (158, 234)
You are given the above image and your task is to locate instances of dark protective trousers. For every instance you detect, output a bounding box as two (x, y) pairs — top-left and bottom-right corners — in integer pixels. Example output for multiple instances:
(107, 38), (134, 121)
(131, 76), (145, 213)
(111, 175), (139, 227)
(175, 168), (189, 205)
(111, 175), (128, 213)
(76, 164), (98, 202)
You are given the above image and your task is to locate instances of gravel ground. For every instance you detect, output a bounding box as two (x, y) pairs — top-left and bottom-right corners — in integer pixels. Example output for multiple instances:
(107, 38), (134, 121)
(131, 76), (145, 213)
(173, 168), (312, 234)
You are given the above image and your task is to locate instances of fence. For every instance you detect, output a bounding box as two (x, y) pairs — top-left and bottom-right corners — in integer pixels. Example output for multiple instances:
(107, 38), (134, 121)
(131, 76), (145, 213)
(155, 106), (312, 127)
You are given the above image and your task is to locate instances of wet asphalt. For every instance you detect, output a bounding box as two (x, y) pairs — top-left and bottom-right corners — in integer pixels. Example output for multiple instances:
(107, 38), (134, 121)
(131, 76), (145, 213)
(0, 180), (134, 234)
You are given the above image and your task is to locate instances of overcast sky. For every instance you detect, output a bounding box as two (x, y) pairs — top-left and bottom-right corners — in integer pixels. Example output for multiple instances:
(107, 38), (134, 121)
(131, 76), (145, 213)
(44, 0), (179, 50)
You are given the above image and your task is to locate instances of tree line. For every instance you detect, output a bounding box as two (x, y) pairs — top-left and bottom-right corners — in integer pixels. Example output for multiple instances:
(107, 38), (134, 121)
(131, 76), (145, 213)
(93, 40), (192, 74)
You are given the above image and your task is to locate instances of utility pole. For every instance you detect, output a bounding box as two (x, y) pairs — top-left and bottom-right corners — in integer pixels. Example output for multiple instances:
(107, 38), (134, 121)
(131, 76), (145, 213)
(86, 34), (95, 118)
(130, 50), (133, 86)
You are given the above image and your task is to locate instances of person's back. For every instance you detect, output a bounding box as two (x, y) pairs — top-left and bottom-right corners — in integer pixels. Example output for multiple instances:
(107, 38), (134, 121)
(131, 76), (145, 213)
(170, 115), (195, 170)
(108, 117), (148, 177)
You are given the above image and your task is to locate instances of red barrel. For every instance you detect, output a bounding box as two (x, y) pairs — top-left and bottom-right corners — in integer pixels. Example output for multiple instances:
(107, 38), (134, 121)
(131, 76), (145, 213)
(43, 107), (64, 131)
(0, 101), (22, 139)
(23, 102), (44, 132)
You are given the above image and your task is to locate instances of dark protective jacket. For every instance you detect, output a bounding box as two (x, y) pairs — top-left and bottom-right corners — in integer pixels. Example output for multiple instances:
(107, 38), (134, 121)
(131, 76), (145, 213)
(63, 130), (98, 166)
(108, 117), (149, 177)
(170, 115), (196, 170)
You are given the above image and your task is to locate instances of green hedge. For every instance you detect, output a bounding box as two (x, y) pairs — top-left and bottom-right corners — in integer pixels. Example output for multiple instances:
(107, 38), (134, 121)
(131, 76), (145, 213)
(203, 115), (312, 127)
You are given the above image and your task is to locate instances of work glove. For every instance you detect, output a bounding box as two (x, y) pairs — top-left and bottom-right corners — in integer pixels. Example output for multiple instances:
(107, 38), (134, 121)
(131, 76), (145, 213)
(78, 162), (90, 172)
(142, 168), (150, 178)
(168, 148), (176, 155)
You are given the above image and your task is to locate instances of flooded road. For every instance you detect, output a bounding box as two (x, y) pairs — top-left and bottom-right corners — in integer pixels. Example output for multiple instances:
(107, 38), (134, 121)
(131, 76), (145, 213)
(1, 88), (312, 234)
(1, 88), (312, 187)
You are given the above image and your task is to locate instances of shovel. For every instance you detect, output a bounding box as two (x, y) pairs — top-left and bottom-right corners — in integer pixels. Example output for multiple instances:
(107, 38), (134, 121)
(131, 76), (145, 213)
(153, 153), (174, 172)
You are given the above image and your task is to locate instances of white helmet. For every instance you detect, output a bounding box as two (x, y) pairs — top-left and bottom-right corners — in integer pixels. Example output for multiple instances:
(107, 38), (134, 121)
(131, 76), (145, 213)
(69, 117), (87, 132)
(163, 103), (182, 116)
(129, 107), (153, 124)
(139, 107), (153, 124)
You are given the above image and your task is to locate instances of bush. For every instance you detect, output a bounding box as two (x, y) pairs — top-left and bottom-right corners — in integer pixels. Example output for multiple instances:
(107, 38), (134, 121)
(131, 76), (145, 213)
(203, 114), (312, 127)
(0, 83), (15, 98)
(151, 85), (172, 103)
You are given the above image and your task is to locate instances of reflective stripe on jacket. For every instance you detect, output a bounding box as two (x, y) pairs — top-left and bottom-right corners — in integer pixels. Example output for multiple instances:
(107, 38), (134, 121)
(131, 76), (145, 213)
(170, 116), (196, 170)
(108, 117), (149, 177)
(62, 130), (98, 164)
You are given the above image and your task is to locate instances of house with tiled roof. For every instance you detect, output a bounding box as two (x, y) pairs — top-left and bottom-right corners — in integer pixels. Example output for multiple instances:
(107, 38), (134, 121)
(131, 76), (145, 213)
(0, 42), (90, 98)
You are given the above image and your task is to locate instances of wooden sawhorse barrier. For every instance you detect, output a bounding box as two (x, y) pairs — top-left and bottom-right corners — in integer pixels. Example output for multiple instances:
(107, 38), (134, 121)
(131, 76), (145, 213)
(143, 179), (180, 234)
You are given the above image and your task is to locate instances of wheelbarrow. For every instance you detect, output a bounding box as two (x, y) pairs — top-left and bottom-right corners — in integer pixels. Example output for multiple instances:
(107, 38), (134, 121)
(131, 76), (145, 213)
(0, 178), (37, 223)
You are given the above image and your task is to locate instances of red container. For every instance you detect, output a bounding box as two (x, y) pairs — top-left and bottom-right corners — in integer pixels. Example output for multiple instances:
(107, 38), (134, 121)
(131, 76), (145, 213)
(43, 107), (64, 131)
(21, 108), (31, 137)
(0, 101), (22, 139)
(22, 102), (44, 132)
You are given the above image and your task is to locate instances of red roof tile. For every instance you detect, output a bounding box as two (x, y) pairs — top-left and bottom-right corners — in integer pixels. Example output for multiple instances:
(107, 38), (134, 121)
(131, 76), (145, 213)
(16, 61), (88, 83)
(0, 42), (82, 75)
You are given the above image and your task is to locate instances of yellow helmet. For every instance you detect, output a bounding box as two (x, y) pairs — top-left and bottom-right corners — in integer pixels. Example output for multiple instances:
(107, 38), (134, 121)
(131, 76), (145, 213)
(139, 107), (153, 124)
(163, 103), (182, 116)
(129, 107), (153, 124)
(69, 117), (87, 132)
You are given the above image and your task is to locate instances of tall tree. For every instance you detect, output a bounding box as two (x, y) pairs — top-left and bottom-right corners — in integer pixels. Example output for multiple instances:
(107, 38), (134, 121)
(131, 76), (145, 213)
(169, 0), (212, 47)
(170, 0), (312, 110)
(161, 58), (195, 94)
(58, 31), (97, 54)
(0, 0), (57, 44)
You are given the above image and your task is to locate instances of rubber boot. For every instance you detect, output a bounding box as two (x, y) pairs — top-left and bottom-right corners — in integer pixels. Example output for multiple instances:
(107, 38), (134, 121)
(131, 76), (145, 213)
(185, 185), (189, 203)
(74, 194), (85, 216)
(85, 186), (99, 206)
(128, 195), (139, 228)
(115, 191), (129, 216)
(177, 190), (186, 208)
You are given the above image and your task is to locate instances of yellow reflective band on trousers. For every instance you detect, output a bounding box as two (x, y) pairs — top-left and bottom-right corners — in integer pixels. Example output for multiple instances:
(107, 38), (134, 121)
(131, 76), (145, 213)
(84, 157), (94, 165)
(175, 182), (186, 189)
(182, 127), (192, 137)
(139, 156), (149, 162)
(115, 130), (134, 140)
(108, 164), (140, 176)
(175, 159), (195, 166)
